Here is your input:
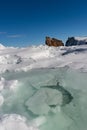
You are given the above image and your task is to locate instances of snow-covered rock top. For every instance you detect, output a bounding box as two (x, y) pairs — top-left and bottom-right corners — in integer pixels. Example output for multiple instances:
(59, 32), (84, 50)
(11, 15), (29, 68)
(66, 37), (87, 46)
(75, 36), (87, 41)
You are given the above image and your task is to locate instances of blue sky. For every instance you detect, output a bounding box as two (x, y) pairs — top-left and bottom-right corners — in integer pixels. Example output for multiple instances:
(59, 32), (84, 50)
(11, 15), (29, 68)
(0, 0), (87, 46)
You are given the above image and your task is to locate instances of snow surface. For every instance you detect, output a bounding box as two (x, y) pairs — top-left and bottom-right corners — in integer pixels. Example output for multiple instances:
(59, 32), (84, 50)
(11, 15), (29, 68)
(0, 114), (39, 130)
(0, 44), (87, 130)
(75, 36), (87, 41)
(0, 44), (87, 73)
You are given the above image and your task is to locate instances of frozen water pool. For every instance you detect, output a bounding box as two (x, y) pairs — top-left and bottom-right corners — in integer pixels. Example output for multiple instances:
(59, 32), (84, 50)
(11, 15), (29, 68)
(0, 67), (87, 130)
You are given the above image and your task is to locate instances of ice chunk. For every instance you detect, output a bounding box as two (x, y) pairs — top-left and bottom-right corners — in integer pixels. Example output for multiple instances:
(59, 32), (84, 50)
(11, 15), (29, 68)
(25, 89), (50, 115)
(25, 82), (73, 116)
(25, 88), (63, 115)
(43, 83), (73, 106)
(30, 116), (46, 127)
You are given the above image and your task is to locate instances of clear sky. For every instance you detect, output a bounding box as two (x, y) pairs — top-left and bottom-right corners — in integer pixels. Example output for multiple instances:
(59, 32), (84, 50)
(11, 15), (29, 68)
(0, 0), (87, 47)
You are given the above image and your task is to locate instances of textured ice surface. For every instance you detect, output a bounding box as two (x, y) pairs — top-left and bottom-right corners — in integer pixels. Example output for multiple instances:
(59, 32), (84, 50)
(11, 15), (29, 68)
(0, 68), (87, 130)
(25, 88), (62, 115)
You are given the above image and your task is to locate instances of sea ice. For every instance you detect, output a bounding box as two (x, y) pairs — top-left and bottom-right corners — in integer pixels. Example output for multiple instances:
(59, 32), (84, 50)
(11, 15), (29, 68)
(0, 68), (87, 130)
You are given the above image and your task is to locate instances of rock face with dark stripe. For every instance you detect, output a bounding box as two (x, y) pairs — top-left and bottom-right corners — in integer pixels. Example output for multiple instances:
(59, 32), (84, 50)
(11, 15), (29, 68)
(45, 36), (64, 47)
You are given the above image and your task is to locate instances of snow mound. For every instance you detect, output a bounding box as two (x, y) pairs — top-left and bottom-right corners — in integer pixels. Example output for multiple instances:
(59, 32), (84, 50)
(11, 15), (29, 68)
(0, 77), (18, 91)
(0, 114), (38, 130)
(0, 44), (5, 49)
(0, 55), (22, 65)
(0, 77), (18, 106)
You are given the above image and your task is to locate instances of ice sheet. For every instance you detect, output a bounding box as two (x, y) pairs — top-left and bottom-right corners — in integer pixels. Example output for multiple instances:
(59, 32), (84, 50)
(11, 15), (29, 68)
(0, 68), (87, 130)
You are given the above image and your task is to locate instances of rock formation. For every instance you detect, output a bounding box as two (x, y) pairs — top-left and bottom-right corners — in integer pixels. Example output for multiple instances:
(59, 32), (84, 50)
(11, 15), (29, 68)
(45, 36), (64, 47)
(66, 37), (87, 46)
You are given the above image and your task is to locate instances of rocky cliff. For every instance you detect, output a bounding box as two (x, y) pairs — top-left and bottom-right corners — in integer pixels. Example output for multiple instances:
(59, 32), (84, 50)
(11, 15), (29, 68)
(45, 36), (64, 47)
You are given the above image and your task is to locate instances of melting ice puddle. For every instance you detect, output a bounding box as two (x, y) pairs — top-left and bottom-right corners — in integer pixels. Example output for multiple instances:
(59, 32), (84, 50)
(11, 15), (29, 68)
(0, 67), (87, 130)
